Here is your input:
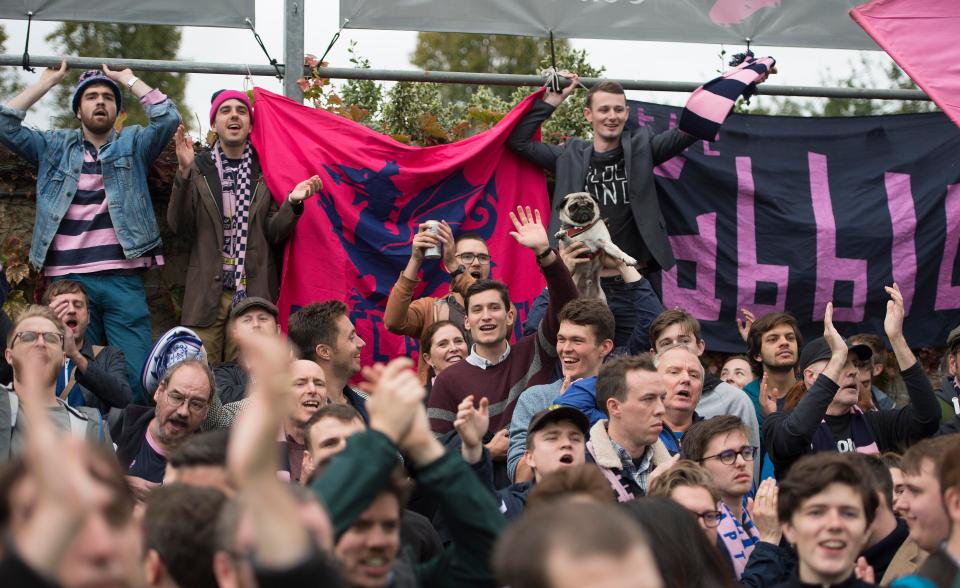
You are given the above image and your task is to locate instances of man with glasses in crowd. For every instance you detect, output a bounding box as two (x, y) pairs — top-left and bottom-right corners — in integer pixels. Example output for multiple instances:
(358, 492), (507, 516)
(1, 305), (110, 461)
(681, 416), (764, 581)
(385, 227), (510, 380)
(116, 358), (214, 500)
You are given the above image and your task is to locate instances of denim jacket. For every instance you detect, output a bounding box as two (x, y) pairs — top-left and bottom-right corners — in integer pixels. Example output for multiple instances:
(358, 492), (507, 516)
(0, 97), (180, 270)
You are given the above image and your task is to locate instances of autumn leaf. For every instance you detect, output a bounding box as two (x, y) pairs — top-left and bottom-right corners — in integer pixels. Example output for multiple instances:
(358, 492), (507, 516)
(5, 262), (30, 286)
(3, 289), (27, 320)
(418, 113), (448, 141)
(114, 111), (127, 134)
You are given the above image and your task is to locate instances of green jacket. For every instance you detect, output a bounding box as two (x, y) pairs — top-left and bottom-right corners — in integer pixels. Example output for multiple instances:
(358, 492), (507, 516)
(311, 430), (505, 588)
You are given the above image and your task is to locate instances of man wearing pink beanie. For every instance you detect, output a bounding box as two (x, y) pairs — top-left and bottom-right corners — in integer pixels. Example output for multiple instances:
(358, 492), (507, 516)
(167, 89), (321, 362)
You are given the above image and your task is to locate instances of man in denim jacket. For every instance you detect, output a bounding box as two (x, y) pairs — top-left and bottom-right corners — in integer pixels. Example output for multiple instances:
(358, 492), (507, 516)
(0, 61), (181, 403)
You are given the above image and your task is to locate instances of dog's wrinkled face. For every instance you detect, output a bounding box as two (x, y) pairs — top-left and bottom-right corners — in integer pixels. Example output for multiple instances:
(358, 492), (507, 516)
(559, 192), (600, 226)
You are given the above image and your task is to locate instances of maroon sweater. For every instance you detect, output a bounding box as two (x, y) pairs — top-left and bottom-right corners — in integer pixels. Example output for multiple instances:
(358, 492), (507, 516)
(427, 255), (578, 434)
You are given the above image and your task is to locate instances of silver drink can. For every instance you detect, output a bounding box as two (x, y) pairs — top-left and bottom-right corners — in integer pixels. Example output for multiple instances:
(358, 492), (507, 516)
(423, 220), (442, 259)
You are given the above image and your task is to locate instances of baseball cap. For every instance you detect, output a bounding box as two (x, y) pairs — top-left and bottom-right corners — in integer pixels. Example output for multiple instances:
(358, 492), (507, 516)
(948, 325), (960, 352)
(798, 336), (873, 372)
(229, 297), (279, 321)
(527, 405), (590, 437)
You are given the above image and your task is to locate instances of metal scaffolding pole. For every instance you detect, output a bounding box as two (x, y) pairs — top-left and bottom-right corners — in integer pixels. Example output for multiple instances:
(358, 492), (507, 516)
(283, 0), (304, 101)
(0, 54), (931, 102)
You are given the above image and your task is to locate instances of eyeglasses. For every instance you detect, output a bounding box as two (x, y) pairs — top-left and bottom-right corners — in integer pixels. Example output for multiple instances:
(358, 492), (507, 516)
(701, 446), (757, 465)
(13, 330), (64, 347)
(694, 510), (722, 528)
(457, 252), (491, 265)
(166, 391), (209, 413)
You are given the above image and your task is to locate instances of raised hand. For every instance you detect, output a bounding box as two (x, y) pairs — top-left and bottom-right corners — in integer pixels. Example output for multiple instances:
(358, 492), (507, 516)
(454, 395), (490, 464)
(100, 64), (135, 85)
(854, 557), (876, 584)
(359, 357), (425, 444)
(174, 125), (195, 172)
(883, 283), (905, 342)
(544, 71), (580, 107)
(823, 302), (847, 360)
(288, 175), (323, 204)
(759, 373), (778, 418)
(509, 206), (550, 255)
(747, 478), (781, 544)
(410, 222), (442, 262)
(40, 59), (68, 88)
(736, 308), (756, 343)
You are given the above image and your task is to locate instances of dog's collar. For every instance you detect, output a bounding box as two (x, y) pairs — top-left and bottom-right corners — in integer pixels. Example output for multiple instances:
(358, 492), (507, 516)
(562, 218), (601, 238)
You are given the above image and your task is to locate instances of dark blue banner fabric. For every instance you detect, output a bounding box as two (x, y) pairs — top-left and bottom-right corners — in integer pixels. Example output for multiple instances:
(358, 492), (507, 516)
(626, 101), (960, 352)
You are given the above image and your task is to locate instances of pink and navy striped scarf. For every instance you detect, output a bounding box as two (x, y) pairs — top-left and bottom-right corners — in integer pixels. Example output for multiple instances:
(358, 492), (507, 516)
(680, 54), (776, 141)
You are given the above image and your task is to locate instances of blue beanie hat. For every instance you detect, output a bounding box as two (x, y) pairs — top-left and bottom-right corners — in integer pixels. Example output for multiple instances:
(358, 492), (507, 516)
(71, 70), (123, 114)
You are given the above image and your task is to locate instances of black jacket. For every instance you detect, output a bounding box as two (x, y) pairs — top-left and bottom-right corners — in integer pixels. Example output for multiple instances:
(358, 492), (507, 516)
(115, 404), (155, 469)
(507, 99), (696, 271)
(763, 363), (940, 479)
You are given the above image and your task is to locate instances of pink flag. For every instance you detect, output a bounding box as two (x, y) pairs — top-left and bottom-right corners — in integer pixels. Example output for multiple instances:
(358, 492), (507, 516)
(250, 88), (549, 366)
(851, 0), (960, 127)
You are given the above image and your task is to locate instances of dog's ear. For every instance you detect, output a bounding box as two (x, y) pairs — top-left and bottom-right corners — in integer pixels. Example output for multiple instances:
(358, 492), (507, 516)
(556, 193), (572, 210)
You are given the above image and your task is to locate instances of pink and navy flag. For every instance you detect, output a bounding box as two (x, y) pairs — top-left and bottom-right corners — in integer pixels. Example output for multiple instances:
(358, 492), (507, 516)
(851, 0), (960, 128)
(250, 87), (549, 365)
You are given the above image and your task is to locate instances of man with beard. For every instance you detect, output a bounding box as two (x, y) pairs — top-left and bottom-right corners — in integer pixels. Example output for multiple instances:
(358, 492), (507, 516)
(116, 359), (214, 500)
(1, 306), (111, 461)
(458, 398), (589, 519)
(169, 91), (319, 364)
(763, 287), (940, 479)
(278, 359), (327, 483)
(1, 62), (181, 405)
(744, 311), (802, 427)
(43, 280), (131, 419)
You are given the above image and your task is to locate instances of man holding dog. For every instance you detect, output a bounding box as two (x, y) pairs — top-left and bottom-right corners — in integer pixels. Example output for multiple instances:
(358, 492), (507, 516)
(508, 75), (695, 274)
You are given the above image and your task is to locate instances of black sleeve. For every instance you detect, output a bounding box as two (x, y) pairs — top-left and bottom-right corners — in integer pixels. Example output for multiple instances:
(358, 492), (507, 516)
(77, 346), (132, 409)
(739, 541), (796, 588)
(764, 374), (839, 468)
(649, 127), (697, 166)
(505, 99), (565, 172)
(867, 362), (941, 450)
(0, 550), (62, 588)
(254, 550), (345, 588)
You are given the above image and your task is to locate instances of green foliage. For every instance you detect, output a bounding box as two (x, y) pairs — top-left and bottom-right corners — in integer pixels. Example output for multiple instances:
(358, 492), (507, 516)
(339, 41), (382, 118)
(411, 32), (570, 103)
(536, 47), (605, 144)
(300, 40), (602, 146)
(737, 53), (937, 117)
(45, 23), (187, 129)
(0, 25), (24, 100)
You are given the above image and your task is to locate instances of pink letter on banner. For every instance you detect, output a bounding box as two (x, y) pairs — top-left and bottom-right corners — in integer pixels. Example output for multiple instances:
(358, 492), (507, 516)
(736, 157), (789, 314)
(809, 152), (867, 322)
(935, 183), (960, 311)
(662, 212), (721, 321)
(884, 172), (917, 314)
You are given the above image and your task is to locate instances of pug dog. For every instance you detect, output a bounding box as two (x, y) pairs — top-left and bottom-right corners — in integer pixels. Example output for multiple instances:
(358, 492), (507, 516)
(555, 192), (638, 301)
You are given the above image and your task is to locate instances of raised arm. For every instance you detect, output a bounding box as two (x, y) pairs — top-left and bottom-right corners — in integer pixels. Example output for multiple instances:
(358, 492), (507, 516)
(505, 75), (578, 172)
(384, 222), (449, 336)
(0, 60), (68, 165)
(765, 303), (849, 460)
(508, 206), (578, 346)
(99, 65), (181, 163)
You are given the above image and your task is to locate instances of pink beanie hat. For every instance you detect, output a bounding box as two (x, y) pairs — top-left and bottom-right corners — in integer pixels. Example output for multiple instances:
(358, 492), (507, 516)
(209, 89), (253, 125)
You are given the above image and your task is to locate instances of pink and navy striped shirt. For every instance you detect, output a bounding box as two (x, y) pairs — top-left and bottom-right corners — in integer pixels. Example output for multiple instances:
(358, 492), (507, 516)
(44, 90), (166, 276)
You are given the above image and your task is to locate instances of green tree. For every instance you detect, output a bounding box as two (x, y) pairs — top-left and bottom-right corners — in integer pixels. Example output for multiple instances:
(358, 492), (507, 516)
(45, 23), (187, 129)
(411, 32), (570, 103)
(741, 53), (937, 117)
(0, 25), (24, 99)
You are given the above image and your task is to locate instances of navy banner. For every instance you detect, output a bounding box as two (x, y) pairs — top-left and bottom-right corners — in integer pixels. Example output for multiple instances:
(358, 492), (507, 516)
(627, 101), (960, 352)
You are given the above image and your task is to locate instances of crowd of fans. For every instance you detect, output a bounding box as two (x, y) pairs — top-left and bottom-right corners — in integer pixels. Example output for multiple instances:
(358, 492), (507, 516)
(0, 61), (959, 588)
